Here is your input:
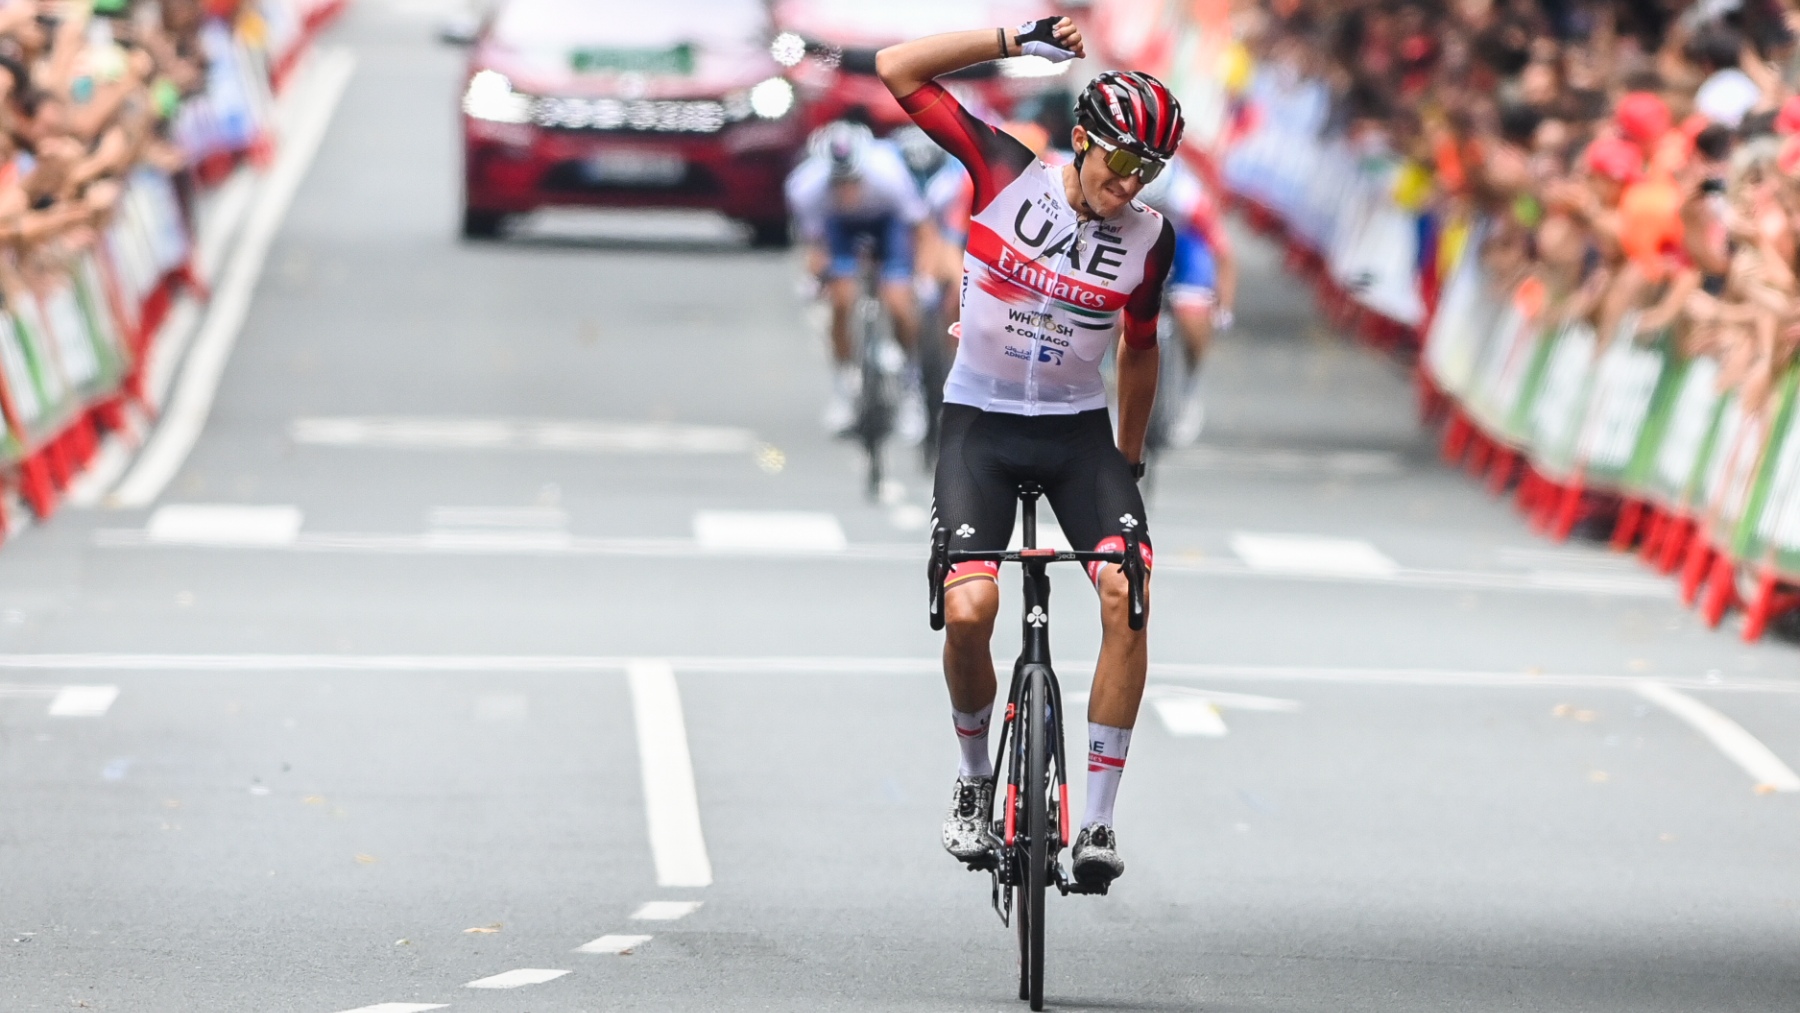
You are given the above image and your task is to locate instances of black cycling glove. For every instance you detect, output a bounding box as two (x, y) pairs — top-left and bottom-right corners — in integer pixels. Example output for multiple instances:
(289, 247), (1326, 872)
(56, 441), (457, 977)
(1015, 17), (1078, 62)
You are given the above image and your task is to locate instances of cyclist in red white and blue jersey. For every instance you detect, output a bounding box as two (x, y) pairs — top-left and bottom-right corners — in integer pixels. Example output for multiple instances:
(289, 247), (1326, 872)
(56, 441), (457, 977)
(877, 17), (1181, 889)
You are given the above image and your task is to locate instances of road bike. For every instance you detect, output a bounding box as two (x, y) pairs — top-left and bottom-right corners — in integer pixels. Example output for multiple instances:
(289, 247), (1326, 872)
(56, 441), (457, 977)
(927, 482), (1147, 1010)
(848, 242), (901, 501)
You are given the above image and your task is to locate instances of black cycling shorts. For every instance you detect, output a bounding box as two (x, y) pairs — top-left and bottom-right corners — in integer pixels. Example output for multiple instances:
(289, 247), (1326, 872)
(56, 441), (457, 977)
(932, 404), (1151, 589)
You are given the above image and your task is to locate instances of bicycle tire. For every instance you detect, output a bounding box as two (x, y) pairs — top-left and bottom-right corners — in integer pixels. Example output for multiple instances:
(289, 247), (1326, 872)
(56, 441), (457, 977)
(1024, 668), (1048, 1010)
(857, 296), (890, 500)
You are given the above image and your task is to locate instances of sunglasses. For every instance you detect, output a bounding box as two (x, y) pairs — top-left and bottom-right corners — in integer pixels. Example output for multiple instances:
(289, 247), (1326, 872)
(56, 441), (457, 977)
(1086, 133), (1166, 183)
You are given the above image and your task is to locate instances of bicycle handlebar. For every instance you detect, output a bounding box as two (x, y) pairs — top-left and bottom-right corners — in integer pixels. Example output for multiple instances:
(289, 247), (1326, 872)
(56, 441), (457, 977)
(927, 527), (1147, 632)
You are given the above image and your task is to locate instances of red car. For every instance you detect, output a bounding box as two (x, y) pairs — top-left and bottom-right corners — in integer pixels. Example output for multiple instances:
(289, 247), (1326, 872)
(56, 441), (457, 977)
(769, 1), (1073, 136)
(459, 0), (806, 245)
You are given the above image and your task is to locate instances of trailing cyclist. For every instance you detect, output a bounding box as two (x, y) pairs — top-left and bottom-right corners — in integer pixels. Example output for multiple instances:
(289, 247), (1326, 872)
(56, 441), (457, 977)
(877, 17), (1180, 889)
(784, 120), (930, 443)
(1137, 156), (1237, 445)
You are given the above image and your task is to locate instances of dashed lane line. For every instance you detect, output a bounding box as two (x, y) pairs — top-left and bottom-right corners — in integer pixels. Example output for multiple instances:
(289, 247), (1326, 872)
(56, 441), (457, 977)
(575, 934), (653, 955)
(330, 1004), (447, 1013)
(632, 900), (702, 920)
(628, 659), (713, 888)
(1636, 682), (1800, 793)
(0, 684), (119, 716)
(90, 527), (1674, 598)
(464, 968), (569, 989)
(0, 654), (1793, 696)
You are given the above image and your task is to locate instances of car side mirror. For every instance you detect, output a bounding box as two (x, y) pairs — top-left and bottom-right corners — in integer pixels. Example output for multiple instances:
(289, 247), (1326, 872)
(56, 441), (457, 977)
(439, 14), (480, 45)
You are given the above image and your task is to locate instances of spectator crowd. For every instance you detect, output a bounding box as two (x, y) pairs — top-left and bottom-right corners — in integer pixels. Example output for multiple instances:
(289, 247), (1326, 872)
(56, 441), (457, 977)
(0, 0), (208, 315)
(1231, 0), (1800, 414)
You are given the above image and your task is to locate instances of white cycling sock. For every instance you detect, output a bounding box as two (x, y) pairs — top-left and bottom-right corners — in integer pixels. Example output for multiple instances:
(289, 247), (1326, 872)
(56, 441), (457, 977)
(952, 704), (994, 778)
(1082, 723), (1132, 828)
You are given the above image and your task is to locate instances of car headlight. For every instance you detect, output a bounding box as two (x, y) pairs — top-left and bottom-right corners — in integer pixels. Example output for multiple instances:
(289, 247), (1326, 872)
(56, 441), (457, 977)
(770, 32), (805, 68)
(463, 69), (534, 123)
(749, 77), (795, 119)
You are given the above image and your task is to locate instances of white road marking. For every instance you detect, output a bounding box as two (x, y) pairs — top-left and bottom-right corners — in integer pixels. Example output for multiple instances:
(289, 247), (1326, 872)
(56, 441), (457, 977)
(1152, 697), (1229, 737)
(628, 659), (713, 888)
(330, 1004), (447, 1013)
(48, 685), (120, 717)
(464, 968), (569, 989)
(631, 900), (702, 920)
(147, 505), (302, 546)
(575, 933), (653, 954)
(111, 48), (357, 507)
(1635, 682), (1800, 792)
(1161, 446), (1404, 476)
(87, 527), (1674, 598)
(4, 653), (1798, 697)
(1230, 532), (1400, 577)
(1144, 685), (1302, 737)
(291, 417), (756, 454)
(692, 511), (845, 552)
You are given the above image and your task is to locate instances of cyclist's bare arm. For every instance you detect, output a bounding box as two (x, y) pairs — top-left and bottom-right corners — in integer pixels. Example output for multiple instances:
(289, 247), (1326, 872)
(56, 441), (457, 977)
(1116, 220), (1178, 463)
(874, 19), (1085, 100)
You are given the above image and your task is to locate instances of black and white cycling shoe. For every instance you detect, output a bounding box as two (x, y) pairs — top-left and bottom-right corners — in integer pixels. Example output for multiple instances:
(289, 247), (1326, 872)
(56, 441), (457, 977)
(1071, 824), (1125, 886)
(942, 775), (998, 867)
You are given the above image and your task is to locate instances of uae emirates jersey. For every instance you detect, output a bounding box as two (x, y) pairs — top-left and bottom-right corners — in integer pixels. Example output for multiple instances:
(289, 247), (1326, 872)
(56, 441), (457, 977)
(900, 82), (1175, 415)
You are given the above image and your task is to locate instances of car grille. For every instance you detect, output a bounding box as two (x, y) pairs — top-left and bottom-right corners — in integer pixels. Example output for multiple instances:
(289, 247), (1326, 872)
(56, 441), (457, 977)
(532, 96), (753, 134)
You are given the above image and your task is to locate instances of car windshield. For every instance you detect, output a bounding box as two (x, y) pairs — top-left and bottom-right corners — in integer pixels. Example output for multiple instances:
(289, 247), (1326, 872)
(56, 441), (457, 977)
(493, 0), (767, 72)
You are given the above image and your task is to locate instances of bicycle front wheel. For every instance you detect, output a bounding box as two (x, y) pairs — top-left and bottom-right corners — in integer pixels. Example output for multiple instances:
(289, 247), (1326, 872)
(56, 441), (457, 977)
(1021, 668), (1049, 1009)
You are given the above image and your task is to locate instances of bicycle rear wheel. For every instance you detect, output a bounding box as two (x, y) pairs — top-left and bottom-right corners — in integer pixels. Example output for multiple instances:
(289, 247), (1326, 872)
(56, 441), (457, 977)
(1016, 669), (1048, 1009)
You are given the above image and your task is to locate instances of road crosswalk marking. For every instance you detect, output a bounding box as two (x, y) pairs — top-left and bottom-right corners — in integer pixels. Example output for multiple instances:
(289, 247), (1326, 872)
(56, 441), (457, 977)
(464, 968), (569, 989)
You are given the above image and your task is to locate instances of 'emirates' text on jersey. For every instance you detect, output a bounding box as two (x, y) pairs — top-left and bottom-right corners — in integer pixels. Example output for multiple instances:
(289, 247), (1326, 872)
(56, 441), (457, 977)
(899, 82), (1175, 415)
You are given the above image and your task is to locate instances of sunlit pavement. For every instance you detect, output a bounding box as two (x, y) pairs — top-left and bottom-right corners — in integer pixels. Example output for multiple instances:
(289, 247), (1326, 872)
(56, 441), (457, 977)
(4, 6), (1800, 1012)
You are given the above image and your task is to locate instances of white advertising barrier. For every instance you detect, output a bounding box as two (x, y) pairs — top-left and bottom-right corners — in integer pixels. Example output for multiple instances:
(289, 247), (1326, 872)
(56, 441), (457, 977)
(1649, 356), (1723, 510)
(1325, 163), (1425, 328)
(1575, 325), (1667, 481)
(1422, 230), (1498, 401)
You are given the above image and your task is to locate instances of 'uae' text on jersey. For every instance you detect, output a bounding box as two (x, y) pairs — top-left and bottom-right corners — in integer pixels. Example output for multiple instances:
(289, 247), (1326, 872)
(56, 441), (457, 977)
(899, 83), (1174, 415)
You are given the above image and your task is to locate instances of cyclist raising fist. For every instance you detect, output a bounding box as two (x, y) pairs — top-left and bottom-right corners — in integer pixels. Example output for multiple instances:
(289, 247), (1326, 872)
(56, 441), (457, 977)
(878, 18), (1179, 890)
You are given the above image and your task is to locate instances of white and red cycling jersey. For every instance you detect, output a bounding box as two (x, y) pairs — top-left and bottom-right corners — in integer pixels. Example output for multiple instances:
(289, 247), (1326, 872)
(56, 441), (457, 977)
(899, 82), (1175, 416)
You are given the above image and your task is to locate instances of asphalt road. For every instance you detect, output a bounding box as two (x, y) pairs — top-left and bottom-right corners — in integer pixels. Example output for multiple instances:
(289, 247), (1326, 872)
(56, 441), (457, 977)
(5, 6), (1800, 1012)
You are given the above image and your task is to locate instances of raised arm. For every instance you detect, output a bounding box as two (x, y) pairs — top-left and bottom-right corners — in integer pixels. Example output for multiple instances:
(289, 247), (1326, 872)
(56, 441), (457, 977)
(875, 18), (1085, 100)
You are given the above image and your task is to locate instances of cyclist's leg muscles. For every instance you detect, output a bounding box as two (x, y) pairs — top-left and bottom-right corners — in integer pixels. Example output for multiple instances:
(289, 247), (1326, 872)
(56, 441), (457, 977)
(933, 405), (1017, 712)
(823, 218), (868, 363)
(1042, 410), (1152, 730)
(877, 215), (920, 353)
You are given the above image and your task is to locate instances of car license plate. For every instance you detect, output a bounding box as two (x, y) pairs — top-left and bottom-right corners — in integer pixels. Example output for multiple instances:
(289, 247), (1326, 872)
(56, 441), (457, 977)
(583, 150), (685, 185)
